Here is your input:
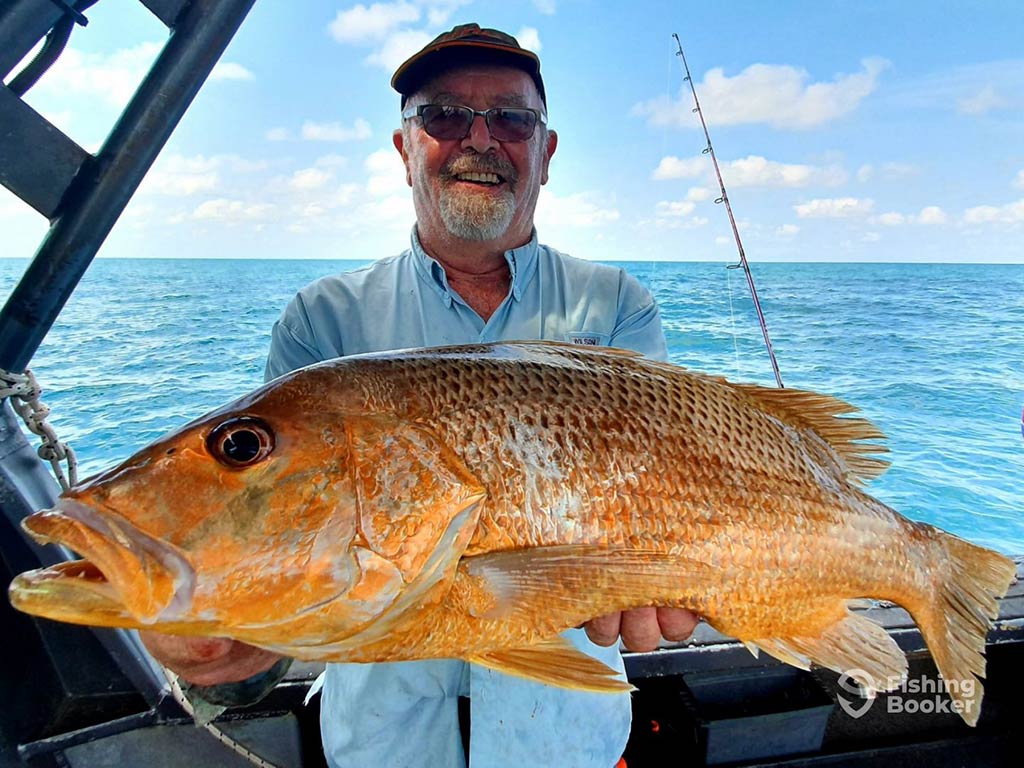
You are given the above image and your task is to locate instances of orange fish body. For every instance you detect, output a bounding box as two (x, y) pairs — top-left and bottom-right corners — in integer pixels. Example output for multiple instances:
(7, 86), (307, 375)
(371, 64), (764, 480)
(9, 342), (1015, 726)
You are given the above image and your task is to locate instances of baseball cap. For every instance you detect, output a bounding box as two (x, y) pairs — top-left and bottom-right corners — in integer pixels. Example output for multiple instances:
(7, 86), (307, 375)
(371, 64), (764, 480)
(391, 23), (546, 106)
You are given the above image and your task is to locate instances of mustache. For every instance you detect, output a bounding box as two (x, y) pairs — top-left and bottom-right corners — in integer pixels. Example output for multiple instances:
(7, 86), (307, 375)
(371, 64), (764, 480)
(441, 154), (518, 185)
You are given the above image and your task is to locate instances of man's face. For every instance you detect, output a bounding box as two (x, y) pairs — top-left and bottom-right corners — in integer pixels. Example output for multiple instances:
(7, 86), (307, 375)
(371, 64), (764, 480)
(394, 65), (558, 247)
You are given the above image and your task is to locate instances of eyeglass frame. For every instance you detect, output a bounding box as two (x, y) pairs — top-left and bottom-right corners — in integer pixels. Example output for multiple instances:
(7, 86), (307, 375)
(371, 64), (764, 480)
(400, 104), (548, 142)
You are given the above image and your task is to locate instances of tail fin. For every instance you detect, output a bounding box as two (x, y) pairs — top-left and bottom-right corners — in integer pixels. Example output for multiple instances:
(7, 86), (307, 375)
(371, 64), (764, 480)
(911, 532), (1015, 726)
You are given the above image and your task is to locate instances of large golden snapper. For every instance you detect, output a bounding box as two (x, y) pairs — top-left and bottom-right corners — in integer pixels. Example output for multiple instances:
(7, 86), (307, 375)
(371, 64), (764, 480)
(9, 342), (1015, 725)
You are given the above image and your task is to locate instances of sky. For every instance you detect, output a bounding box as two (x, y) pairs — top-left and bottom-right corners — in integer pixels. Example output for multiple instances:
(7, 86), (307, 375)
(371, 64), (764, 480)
(2, 0), (1023, 263)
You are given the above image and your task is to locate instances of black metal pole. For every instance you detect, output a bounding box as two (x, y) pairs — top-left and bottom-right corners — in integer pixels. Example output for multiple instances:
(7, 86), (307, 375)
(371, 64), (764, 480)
(0, 0), (257, 373)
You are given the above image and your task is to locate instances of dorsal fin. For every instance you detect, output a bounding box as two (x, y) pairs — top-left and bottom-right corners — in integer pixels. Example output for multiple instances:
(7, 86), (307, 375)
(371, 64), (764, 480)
(733, 383), (891, 484)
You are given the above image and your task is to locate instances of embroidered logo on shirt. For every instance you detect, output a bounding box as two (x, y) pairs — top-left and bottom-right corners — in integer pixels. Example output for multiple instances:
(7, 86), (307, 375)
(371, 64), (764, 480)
(566, 332), (606, 347)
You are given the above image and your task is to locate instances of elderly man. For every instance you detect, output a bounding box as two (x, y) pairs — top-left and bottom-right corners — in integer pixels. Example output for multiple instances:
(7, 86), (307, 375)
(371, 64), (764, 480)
(143, 24), (698, 767)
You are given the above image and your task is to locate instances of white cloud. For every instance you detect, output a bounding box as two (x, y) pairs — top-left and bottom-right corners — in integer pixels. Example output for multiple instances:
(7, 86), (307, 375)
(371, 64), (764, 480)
(877, 212), (905, 226)
(32, 42), (161, 109)
(516, 27), (542, 54)
(332, 183), (361, 207)
(794, 197), (875, 218)
(863, 231), (881, 242)
(423, 0), (473, 28)
(535, 190), (619, 227)
(365, 29), (434, 72)
(870, 206), (949, 226)
(633, 57), (888, 130)
(880, 162), (916, 178)
(652, 155), (706, 180)
(686, 187), (713, 202)
(328, 2), (420, 43)
(139, 154), (264, 197)
(655, 200), (696, 217)
(957, 85), (1007, 115)
(721, 155), (846, 188)
(1014, 169), (1024, 189)
(354, 194), (416, 229)
(315, 154), (349, 169)
(0, 194), (38, 220)
(917, 206), (947, 225)
(653, 154), (844, 187)
(266, 127), (290, 141)
(301, 119), (373, 142)
(645, 214), (708, 231)
(365, 148), (408, 196)
(963, 199), (1024, 225)
(192, 199), (275, 223)
(533, 0), (556, 13)
(211, 61), (254, 81)
(289, 168), (334, 191)
(776, 224), (799, 236)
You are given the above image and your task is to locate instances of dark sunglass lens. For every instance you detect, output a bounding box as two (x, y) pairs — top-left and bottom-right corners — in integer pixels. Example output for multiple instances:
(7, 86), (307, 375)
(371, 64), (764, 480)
(488, 109), (536, 141)
(421, 105), (472, 139)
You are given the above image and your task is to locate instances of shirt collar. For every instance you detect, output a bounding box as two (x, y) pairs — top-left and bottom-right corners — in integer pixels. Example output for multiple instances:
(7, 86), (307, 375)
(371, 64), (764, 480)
(409, 226), (540, 304)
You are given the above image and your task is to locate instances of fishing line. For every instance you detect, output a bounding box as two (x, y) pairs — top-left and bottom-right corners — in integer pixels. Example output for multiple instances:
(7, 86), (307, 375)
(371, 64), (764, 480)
(726, 265), (741, 376)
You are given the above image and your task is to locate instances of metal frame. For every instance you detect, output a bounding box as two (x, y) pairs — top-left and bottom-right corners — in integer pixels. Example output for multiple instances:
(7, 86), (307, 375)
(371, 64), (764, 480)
(0, 0), (257, 374)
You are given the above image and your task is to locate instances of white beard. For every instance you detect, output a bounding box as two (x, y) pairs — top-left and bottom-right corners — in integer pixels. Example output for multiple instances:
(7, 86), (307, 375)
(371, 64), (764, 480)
(439, 184), (516, 241)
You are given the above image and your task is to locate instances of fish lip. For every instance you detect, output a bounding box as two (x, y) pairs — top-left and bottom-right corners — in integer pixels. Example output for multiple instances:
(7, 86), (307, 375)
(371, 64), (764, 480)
(21, 497), (196, 623)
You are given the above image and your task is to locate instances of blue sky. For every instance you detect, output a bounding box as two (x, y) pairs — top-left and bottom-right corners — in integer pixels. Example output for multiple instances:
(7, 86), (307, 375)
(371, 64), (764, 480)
(3, 0), (1023, 262)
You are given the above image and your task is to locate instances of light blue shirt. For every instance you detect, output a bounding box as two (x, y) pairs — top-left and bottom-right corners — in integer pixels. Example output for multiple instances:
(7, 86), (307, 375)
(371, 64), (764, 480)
(265, 228), (667, 768)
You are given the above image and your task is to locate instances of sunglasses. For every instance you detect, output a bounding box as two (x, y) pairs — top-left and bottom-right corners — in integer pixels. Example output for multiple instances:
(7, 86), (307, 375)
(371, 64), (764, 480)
(401, 104), (546, 142)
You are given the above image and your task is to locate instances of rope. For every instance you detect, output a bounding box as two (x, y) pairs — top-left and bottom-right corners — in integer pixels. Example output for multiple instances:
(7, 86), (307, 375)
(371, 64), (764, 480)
(0, 368), (77, 491)
(162, 667), (282, 768)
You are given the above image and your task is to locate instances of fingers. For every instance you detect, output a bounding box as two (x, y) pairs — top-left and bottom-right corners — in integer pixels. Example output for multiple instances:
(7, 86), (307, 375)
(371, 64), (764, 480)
(583, 607), (701, 652)
(619, 607), (661, 652)
(139, 631), (284, 687)
(657, 606), (700, 642)
(584, 612), (622, 647)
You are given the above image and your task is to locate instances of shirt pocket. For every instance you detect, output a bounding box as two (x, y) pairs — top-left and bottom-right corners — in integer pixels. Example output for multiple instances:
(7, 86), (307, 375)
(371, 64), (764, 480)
(564, 331), (611, 347)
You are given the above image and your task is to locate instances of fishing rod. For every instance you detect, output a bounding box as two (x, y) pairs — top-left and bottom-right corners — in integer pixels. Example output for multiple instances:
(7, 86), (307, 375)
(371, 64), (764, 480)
(672, 33), (784, 389)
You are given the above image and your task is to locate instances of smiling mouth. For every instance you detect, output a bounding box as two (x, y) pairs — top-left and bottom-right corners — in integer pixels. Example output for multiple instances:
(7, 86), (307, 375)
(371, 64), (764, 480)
(453, 171), (504, 186)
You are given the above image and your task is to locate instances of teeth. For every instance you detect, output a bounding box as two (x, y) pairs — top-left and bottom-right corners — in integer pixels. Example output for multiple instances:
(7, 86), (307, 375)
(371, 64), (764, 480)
(457, 172), (500, 184)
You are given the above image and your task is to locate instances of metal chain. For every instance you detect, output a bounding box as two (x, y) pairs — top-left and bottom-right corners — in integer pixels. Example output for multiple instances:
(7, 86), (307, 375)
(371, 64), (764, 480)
(0, 368), (78, 491)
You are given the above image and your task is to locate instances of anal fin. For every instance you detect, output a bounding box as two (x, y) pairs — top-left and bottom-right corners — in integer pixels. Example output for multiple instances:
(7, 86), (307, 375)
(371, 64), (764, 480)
(747, 610), (907, 695)
(469, 636), (633, 694)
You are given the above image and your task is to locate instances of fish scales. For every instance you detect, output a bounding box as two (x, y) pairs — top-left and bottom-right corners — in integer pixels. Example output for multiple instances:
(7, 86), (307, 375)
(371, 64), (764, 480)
(9, 341), (1016, 725)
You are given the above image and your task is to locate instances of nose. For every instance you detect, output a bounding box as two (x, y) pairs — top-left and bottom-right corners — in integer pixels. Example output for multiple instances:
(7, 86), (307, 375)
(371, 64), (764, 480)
(461, 113), (499, 153)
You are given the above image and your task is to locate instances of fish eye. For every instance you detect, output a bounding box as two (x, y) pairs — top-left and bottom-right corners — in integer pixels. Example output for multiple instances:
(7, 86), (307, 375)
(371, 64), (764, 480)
(206, 417), (275, 468)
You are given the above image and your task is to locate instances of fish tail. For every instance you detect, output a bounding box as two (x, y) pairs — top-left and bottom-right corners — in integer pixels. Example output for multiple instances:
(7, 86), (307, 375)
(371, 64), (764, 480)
(908, 529), (1015, 726)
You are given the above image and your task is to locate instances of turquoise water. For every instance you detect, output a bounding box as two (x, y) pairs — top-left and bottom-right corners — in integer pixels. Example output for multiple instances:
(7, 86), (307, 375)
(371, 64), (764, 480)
(2, 258), (1022, 554)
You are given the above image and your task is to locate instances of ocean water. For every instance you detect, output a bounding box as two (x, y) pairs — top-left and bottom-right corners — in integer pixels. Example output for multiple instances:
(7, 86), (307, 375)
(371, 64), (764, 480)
(2, 258), (1022, 554)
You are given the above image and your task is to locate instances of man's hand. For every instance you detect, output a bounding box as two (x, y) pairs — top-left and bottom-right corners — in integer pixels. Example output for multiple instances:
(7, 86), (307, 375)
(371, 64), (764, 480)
(584, 607), (699, 652)
(139, 631), (284, 687)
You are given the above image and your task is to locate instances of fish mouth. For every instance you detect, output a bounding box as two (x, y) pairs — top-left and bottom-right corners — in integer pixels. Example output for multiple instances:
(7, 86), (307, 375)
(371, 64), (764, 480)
(10, 498), (196, 628)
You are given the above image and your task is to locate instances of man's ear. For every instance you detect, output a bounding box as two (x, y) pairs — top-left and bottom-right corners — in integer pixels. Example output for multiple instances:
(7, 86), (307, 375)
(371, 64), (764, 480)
(540, 129), (558, 185)
(393, 129), (412, 187)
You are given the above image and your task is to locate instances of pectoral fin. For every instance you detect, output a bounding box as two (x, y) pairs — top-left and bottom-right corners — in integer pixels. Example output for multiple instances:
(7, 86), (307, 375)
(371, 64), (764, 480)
(469, 636), (633, 694)
(458, 545), (715, 627)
